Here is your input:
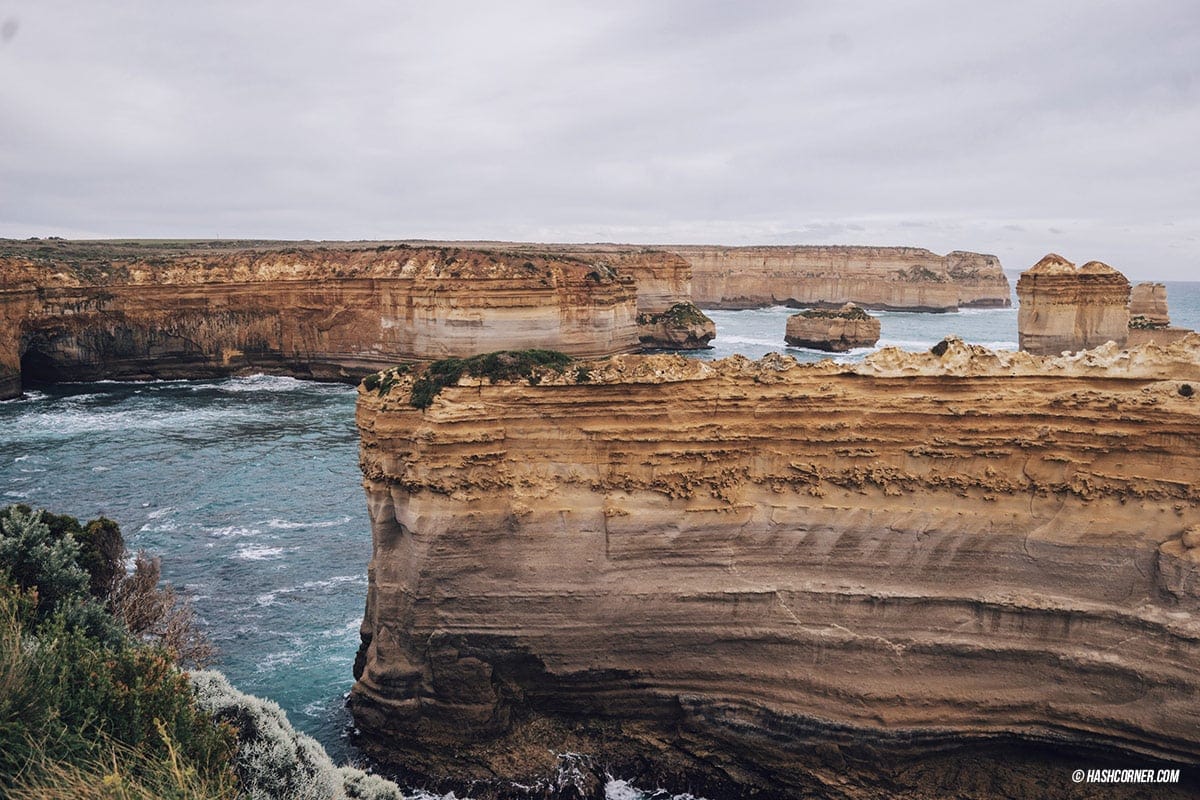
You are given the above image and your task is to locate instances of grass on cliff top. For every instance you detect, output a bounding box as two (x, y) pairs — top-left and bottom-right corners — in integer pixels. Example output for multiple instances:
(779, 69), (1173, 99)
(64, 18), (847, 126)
(799, 305), (871, 320)
(408, 350), (574, 409)
(637, 302), (710, 326)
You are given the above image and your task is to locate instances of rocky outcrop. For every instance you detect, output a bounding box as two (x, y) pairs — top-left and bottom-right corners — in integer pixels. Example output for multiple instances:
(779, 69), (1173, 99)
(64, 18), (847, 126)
(636, 302), (716, 350)
(784, 303), (880, 352)
(1128, 282), (1195, 348)
(350, 337), (1200, 799)
(673, 245), (1011, 311)
(1130, 282), (1171, 327)
(0, 242), (640, 399)
(1017, 254), (1131, 355)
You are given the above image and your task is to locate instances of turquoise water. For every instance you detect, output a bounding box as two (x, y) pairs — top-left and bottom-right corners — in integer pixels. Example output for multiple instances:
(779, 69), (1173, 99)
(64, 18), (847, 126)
(2, 280), (1198, 797)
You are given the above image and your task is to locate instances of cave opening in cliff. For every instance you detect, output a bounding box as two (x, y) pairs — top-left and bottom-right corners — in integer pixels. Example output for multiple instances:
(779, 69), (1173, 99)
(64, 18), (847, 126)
(18, 338), (62, 385)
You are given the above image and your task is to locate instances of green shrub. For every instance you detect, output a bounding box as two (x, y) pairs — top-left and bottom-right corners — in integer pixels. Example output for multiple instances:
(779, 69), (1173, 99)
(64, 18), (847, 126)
(637, 302), (710, 327)
(409, 349), (574, 409)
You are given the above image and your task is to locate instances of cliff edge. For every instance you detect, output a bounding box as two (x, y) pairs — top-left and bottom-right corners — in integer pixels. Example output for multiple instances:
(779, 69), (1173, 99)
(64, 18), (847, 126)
(0, 242), (640, 399)
(351, 337), (1200, 798)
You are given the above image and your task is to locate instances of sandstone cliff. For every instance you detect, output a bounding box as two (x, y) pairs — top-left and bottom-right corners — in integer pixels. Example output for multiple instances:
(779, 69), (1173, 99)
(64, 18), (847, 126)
(673, 245), (1011, 311)
(0, 242), (640, 399)
(784, 303), (880, 352)
(1017, 254), (1131, 355)
(351, 337), (1200, 799)
(1130, 282), (1171, 327)
(1127, 282), (1195, 348)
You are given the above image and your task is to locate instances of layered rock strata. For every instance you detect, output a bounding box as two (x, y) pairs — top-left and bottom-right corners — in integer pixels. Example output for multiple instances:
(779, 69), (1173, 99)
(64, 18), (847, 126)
(406, 242), (717, 350)
(784, 303), (880, 352)
(674, 245), (1010, 311)
(407, 241), (1011, 314)
(1017, 254), (1131, 355)
(0, 243), (640, 399)
(351, 337), (1200, 799)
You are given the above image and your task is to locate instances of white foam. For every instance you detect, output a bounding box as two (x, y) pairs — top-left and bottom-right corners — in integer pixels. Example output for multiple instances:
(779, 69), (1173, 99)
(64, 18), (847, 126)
(264, 515), (353, 530)
(233, 545), (284, 561)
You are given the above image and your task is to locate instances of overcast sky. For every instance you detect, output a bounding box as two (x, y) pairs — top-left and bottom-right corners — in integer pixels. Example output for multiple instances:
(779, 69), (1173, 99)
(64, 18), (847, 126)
(1, 2), (1197, 279)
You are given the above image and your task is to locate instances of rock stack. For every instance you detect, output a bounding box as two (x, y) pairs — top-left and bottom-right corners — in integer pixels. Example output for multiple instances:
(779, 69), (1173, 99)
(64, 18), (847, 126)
(784, 303), (880, 352)
(1016, 254), (1131, 355)
(1128, 282), (1195, 346)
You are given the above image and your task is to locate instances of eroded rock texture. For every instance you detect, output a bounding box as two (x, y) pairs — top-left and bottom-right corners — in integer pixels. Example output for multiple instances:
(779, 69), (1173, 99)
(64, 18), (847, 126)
(784, 303), (881, 352)
(351, 337), (1200, 799)
(0, 243), (640, 399)
(674, 245), (1010, 311)
(1017, 254), (1132, 355)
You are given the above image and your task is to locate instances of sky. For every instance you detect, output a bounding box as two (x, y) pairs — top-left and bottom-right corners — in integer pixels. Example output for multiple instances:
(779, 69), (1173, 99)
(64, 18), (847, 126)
(1, 1), (1198, 280)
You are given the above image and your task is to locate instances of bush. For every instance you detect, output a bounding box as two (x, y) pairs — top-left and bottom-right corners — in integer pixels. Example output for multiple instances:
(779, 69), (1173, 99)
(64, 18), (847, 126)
(0, 582), (235, 794)
(409, 349), (574, 409)
(191, 671), (403, 800)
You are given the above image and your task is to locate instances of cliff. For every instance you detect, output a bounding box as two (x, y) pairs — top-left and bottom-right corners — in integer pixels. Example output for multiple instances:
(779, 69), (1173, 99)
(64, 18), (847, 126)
(1017, 254), (1131, 355)
(784, 303), (880, 352)
(0, 242), (640, 399)
(1130, 282), (1171, 327)
(672, 245), (1011, 311)
(351, 337), (1200, 799)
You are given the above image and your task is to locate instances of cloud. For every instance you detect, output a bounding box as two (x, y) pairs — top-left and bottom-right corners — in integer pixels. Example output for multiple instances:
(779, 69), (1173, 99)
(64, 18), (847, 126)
(0, 0), (1197, 278)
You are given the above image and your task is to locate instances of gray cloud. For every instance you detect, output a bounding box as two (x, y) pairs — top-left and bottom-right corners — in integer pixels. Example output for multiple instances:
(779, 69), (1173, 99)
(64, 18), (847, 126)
(1, 0), (1197, 278)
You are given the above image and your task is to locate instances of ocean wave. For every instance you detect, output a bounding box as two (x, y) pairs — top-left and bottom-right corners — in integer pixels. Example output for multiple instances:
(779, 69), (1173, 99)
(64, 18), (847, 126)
(255, 575), (367, 607)
(206, 525), (262, 539)
(232, 545), (284, 561)
(264, 515), (354, 530)
(714, 334), (785, 348)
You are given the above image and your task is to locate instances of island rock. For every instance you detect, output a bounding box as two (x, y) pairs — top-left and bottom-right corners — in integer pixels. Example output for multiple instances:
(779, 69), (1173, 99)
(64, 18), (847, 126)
(784, 303), (880, 352)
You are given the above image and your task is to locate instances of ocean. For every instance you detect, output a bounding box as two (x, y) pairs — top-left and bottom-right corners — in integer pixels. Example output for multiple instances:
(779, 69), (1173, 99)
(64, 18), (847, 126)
(3, 277), (1198, 798)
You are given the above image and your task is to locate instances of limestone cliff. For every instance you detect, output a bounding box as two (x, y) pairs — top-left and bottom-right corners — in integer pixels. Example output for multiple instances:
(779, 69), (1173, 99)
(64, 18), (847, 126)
(1130, 282), (1171, 328)
(784, 303), (880, 352)
(0, 242), (640, 399)
(1128, 282), (1195, 348)
(351, 337), (1200, 799)
(673, 245), (1011, 311)
(1017, 254), (1131, 355)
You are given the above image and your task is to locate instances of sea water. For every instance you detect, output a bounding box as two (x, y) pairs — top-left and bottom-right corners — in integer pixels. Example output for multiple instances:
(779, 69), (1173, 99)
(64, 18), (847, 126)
(3, 279), (1199, 798)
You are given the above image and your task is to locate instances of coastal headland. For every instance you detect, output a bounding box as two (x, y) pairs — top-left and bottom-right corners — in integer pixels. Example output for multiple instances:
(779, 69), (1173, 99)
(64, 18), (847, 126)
(0, 239), (1010, 400)
(351, 337), (1200, 798)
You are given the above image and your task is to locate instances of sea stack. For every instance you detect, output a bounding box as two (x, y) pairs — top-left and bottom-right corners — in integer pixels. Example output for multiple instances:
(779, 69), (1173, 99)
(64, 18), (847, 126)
(1128, 282), (1196, 346)
(1016, 254), (1131, 355)
(636, 301), (716, 350)
(1130, 282), (1171, 327)
(784, 303), (880, 352)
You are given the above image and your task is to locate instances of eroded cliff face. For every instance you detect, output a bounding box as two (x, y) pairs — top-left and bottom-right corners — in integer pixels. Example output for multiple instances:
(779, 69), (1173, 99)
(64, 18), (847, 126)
(1017, 254), (1131, 355)
(674, 245), (1011, 311)
(0, 244), (640, 398)
(351, 337), (1200, 799)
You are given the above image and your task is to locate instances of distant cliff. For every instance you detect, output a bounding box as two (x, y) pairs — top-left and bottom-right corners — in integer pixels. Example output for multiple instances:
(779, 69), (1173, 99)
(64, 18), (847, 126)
(405, 240), (1012, 312)
(673, 245), (1011, 311)
(0, 241), (640, 399)
(351, 338), (1200, 798)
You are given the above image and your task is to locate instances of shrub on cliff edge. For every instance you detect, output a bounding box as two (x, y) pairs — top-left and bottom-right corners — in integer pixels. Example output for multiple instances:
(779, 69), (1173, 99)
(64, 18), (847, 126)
(191, 670), (403, 800)
(409, 349), (574, 409)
